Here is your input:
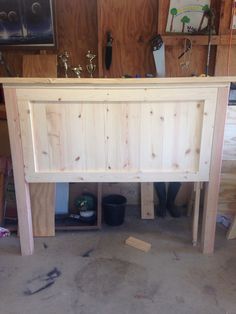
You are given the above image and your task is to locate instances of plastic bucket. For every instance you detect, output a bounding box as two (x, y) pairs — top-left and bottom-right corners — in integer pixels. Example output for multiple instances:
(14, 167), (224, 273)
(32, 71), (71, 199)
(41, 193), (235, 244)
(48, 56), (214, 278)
(102, 194), (127, 226)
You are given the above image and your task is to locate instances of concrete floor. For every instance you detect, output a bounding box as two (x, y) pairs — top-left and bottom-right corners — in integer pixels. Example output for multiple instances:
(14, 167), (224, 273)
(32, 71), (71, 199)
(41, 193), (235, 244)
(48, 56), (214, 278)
(0, 207), (236, 314)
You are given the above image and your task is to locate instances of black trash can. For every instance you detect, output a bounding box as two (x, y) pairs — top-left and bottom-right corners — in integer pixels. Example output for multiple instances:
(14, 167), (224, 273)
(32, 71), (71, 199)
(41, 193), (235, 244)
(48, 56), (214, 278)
(102, 194), (127, 226)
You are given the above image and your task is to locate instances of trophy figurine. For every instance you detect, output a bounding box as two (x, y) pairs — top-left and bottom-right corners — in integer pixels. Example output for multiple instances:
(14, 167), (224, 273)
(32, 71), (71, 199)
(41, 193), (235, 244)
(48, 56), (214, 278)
(86, 50), (96, 78)
(72, 65), (83, 78)
(58, 51), (70, 78)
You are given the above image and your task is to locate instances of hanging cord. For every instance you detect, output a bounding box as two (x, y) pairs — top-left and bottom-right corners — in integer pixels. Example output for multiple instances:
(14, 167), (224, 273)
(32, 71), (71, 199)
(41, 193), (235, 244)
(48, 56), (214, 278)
(227, 0), (235, 76)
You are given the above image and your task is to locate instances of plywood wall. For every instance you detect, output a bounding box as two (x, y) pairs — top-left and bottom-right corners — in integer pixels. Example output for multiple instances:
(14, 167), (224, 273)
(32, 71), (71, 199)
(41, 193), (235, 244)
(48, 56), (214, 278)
(97, 0), (157, 77)
(0, 0), (98, 78)
(0, 0), (234, 78)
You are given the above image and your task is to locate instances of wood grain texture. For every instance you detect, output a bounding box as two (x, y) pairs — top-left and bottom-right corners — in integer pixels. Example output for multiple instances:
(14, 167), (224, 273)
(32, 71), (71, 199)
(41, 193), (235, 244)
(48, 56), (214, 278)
(23, 55), (58, 78)
(219, 174), (236, 214)
(201, 87), (229, 254)
(219, 105), (236, 216)
(56, 0), (98, 78)
(16, 86), (217, 182)
(29, 183), (55, 237)
(125, 236), (151, 252)
(141, 183), (154, 219)
(4, 88), (34, 255)
(192, 182), (201, 246)
(98, 0), (158, 77)
(23, 53), (57, 238)
(227, 215), (236, 240)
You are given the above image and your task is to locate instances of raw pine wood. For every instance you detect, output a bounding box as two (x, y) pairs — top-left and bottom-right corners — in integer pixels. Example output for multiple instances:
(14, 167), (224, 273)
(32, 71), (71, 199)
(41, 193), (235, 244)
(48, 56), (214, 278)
(222, 106), (236, 160)
(227, 216), (236, 240)
(219, 106), (236, 216)
(141, 183), (154, 219)
(23, 53), (57, 238)
(219, 173), (236, 214)
(2, 77), (233, 255)
(201, 87), (229, 254)
(98, 0), (157, 77)
(4, 88), (34, 256)
(125, 236), (151, 252)
(192, 182), (201, 246)
(29, 183), (55, 237)
(16, 86), (217, 183)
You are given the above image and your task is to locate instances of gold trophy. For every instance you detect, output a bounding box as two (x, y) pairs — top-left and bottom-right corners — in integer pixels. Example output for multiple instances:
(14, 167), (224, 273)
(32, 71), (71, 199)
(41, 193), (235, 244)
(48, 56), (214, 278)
(72, 65), (83, 78)
(58, 51), (70, 78)
(86, 50), (96, 78)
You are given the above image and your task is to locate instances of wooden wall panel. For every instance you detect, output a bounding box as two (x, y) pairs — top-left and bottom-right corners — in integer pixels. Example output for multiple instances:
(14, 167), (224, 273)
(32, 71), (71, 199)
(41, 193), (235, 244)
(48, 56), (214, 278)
(23, 55), (58, 78)
(0, 0), (98, 78)
(56, 0), (98, 78)
(98, 0), (158, 78)
(159, 0), (219, 77)
(166, 46), (209, 77)
(30, 183), (55, 237)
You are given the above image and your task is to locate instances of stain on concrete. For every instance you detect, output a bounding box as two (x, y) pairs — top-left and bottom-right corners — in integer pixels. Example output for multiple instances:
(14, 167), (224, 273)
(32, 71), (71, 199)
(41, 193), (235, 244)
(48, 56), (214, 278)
(202, 285), (219, 306)
(75, 258), (145, 298)
(134, 282), (161, 302)
(74, 257), (160, 313)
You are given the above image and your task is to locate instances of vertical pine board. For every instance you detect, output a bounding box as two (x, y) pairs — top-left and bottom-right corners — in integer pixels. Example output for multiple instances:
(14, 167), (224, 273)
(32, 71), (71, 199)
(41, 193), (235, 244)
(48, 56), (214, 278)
(201, 87), (229, 254)
(30, 183), (55, 237)
(141, 183), (155, 219)
(227, 216), (236, 240)
(23, 54), (57, 238)
(4, 88), (34, 255)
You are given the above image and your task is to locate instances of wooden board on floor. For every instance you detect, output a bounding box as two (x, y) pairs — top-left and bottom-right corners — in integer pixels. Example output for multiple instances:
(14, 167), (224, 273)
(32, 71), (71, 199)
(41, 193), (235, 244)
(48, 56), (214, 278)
(125, 236), (151, 252)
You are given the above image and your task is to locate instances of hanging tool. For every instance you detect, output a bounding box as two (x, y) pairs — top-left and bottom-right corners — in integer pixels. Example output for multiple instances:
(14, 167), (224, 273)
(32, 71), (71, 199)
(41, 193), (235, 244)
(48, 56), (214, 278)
(105, 31), (113, 70)
(178, 38), (192, 60)
(178, 38), (192, 74)
(151, 34), (165, 77)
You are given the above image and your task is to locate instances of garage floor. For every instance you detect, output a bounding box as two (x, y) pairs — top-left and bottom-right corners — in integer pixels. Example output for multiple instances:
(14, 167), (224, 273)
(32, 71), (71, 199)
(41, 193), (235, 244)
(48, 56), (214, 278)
(0, 207), (236, 314)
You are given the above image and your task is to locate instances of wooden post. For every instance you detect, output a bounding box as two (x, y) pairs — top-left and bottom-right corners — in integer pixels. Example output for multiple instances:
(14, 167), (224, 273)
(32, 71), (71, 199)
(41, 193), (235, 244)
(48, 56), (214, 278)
(4, 88), (34, 255)
(192, 182), (201, 246)
(141, 183), (155, 219)
(201, 87), (229, 254)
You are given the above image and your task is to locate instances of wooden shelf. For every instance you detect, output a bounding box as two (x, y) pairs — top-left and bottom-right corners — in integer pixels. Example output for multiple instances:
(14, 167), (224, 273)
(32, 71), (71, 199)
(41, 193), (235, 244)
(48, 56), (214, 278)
(55, 213), (101, 231)
(162, 35), (220, 46)
(163, 34), (236, 47)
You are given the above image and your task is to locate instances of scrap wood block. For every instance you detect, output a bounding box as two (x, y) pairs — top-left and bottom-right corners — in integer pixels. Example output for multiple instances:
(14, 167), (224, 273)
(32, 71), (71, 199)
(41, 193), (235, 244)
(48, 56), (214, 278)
(125, 236), (151, 252)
